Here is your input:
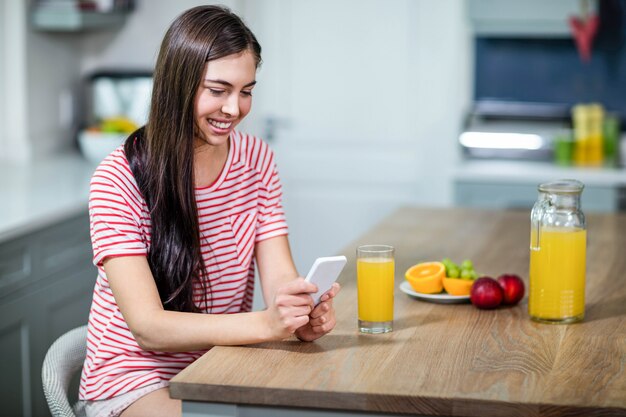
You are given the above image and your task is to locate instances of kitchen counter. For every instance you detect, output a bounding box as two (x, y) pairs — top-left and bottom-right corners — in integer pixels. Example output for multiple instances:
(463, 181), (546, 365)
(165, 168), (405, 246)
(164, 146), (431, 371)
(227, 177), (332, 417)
(454, 160), (626, 186)
(170, 207), (626, 417)
(453, 161), (626, 212)
(0, 151), (96, 243)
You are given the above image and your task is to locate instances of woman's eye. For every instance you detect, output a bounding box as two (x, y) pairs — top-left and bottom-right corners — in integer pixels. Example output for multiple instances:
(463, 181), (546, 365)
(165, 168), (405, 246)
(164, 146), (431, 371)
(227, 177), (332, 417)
(208, 88), (225, 96)
(241, 90), (253, 97)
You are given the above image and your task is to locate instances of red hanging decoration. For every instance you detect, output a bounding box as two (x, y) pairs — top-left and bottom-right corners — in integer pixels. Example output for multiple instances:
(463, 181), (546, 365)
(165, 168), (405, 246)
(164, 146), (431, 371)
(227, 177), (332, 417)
(569, 0), (600, 63)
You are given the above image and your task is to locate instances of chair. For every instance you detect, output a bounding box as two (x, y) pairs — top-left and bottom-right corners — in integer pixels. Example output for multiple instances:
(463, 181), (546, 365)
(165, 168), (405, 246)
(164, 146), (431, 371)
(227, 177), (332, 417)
(42, 325), (88, 417)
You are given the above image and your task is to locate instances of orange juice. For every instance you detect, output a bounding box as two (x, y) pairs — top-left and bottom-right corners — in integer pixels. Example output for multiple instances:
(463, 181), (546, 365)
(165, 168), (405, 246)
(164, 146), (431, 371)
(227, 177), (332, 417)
(529, 226), (586, 322)
(357, 258), (394, 322)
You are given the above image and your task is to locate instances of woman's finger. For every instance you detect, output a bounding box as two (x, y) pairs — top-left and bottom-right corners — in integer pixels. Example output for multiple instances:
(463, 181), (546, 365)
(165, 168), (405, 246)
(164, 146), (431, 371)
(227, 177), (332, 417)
(309, 300), (331, 319)
(318, 282), (341, 303)
(311, 316), (336, 334)
(309, 313), (328, 327)
(278, 277), (317, 296)
(275, 293), (314, 309)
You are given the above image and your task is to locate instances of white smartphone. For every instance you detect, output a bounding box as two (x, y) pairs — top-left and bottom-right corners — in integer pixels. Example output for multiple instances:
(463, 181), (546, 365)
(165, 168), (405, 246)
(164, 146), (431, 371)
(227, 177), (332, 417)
(304, 256), (347, 306)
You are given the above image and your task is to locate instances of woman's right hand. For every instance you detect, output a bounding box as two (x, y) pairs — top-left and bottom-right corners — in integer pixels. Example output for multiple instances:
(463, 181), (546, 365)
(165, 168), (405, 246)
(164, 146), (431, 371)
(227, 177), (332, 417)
(265, 278), (317, 340)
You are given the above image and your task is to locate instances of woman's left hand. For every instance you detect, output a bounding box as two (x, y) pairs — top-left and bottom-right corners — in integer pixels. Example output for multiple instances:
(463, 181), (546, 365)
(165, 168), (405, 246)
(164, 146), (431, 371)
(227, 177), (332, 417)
(295, 283), (341, 342)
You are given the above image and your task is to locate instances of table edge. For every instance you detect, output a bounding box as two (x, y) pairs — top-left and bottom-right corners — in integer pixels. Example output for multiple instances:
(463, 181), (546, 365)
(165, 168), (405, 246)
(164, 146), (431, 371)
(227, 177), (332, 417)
(169, 381), (625, 417)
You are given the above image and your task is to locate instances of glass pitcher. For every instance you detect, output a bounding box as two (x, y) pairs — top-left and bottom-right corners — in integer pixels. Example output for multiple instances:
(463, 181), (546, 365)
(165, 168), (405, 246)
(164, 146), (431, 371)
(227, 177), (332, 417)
(529, 179), (586, 324)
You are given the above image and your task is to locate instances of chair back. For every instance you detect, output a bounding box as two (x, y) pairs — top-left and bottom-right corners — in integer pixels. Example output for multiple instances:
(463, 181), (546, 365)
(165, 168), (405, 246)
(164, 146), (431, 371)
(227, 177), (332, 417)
(42, 325), (88, 417)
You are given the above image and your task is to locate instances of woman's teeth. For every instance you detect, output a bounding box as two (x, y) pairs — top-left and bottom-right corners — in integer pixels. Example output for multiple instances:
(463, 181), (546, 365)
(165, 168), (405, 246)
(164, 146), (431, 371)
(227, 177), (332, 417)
(209, 120), (232, 129)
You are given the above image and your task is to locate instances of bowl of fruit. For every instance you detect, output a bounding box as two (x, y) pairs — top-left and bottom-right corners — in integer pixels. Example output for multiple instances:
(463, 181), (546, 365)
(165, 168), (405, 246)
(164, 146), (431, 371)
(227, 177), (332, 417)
(78, 117), (138, 165)
(403, 258), (525, 308)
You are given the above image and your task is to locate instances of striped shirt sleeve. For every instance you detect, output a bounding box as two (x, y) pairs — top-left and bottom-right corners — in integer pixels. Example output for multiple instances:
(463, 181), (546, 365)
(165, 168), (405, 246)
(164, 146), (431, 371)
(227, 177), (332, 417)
(89, 157), (148, 266)
(254, 143), (288, 242)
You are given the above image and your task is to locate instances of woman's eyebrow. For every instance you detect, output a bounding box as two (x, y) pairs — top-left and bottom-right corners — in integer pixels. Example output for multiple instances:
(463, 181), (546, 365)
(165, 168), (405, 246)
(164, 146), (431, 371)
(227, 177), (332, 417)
(204, 79), (257, 88)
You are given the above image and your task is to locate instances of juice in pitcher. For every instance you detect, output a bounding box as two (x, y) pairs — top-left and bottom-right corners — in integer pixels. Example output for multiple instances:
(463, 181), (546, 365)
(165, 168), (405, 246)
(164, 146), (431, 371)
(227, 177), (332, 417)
(529, 227), (586, 322)
(529, 179), (586, 324)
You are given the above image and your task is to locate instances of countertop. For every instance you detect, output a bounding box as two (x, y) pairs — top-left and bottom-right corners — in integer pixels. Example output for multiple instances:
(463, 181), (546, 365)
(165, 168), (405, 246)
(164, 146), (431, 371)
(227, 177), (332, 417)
(0, 151), (96, 243)
(454, 160), (626, 187)
(170, 207), (626, 416)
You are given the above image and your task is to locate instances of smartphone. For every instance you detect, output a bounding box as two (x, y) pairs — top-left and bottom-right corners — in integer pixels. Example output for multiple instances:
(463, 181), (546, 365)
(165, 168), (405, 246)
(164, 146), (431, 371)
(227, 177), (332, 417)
(304, 256), (347, 305)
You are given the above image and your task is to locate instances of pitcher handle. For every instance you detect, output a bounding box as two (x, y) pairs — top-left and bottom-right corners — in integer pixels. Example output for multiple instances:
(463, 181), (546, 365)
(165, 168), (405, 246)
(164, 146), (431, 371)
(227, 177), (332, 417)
(530, 198), (551, 251)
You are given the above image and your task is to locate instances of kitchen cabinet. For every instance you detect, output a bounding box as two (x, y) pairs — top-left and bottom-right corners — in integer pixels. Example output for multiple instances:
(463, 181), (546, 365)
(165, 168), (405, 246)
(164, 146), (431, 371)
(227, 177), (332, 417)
(32, 9), (128, 31)
(469, 0), (598, 37)
(0, 152), (96, 417)
(0, 213), (95, 417)
(455, 181), (619, 212)
(31, 2), (132, 32)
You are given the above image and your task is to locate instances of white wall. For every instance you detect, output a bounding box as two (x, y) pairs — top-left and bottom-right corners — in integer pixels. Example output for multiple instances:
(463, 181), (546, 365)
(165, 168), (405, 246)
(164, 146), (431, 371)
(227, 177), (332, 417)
(1, 0), (29, 161)
(1, 1), (86, 161)
(27, 30), (82, 157)
(411, 1), (473, 206)
(0, 1), (5, 157)
(235, 1), (473, 310)
(242, 0), (472, 209)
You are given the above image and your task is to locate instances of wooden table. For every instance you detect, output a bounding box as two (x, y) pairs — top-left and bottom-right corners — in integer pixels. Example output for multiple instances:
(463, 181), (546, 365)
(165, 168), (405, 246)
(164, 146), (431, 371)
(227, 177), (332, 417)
(170, 207), (626, 417)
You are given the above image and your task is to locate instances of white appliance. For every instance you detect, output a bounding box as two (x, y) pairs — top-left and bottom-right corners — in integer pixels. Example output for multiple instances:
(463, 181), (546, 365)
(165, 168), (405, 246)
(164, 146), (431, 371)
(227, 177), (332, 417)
(460, 100), (570, 161)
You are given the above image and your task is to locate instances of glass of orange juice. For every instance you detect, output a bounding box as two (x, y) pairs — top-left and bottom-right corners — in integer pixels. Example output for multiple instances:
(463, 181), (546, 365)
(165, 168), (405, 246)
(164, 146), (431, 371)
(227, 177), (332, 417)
(357, 245), (394, 334)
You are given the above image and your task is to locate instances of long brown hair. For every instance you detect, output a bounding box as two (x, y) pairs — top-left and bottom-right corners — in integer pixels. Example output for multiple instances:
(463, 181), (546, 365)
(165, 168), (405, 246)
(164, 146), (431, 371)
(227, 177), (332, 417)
(124, 5), (262, 312)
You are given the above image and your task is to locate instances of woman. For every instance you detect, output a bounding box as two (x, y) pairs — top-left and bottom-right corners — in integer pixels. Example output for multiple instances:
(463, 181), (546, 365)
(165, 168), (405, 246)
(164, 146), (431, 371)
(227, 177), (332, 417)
(77, 6), (340, 417)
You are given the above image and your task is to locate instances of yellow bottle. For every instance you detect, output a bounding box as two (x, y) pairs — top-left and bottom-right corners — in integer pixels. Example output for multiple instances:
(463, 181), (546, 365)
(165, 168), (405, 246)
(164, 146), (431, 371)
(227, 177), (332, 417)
(587, 103), (604, 166)
(529, 180), (586, 324)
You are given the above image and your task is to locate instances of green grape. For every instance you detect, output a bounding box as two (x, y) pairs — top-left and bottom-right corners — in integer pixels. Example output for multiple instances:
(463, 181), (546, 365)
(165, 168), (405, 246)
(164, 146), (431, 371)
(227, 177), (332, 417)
(460, 269), (472, 280)
(441, 259), (454, 275)
(448, 267), (460, 278)
(461, 259), (473, 270)
(470, 270), (478, 279)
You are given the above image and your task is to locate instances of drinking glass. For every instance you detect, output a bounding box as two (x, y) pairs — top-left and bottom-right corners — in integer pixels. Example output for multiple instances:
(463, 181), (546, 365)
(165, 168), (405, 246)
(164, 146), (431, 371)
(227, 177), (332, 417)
(357, 245), (395, 334)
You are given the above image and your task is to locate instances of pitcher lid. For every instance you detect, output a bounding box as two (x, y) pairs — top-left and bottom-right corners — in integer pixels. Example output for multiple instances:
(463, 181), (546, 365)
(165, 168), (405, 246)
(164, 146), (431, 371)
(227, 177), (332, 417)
(538, 179), (584, 194)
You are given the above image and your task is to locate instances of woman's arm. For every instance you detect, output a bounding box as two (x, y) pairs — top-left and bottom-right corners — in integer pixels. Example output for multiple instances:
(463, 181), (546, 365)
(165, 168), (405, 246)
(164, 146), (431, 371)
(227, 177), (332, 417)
(105, 254), (316, 352)
(255, 236), (341, 342)
(254, 235), (299, 302)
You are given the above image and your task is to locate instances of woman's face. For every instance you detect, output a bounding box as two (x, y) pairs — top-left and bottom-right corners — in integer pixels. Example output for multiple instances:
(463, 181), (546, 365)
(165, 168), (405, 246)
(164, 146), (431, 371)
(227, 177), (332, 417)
(194, 50), (257, 148)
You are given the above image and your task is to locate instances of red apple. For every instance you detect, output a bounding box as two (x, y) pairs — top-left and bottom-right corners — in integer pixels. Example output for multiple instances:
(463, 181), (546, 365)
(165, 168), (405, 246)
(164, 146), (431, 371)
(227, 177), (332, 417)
(497, 274), (525, 305)
(470, 277), (503, 309)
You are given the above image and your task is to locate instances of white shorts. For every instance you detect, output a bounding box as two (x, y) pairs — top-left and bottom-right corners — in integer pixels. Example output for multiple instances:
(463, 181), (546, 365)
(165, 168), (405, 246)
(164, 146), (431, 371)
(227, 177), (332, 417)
(75, 381), (169, 417)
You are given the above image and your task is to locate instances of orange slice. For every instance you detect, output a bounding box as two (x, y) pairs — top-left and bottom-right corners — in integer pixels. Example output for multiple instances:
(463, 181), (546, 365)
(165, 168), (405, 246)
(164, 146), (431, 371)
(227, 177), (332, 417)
(405, 262), (445, 294)
(442, 276), (474, 296)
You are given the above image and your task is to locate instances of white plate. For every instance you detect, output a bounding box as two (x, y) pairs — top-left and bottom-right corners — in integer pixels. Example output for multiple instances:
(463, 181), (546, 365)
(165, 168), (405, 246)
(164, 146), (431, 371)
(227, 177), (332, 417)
(399, 281), (471, 304)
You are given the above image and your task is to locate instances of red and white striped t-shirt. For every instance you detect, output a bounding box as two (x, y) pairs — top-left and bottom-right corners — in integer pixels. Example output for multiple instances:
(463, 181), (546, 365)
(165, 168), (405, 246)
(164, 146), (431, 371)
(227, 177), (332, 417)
(79, 131), (288, 400)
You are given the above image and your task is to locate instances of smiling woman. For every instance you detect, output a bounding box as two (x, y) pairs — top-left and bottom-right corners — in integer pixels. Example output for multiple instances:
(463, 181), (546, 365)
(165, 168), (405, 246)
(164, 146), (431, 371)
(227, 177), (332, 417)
(75, 5), (341, 417)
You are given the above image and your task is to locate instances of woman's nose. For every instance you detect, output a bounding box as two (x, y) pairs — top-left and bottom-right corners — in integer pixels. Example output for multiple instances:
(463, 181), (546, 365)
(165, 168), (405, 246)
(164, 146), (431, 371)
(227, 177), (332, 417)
(221, 94), (239, 117)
